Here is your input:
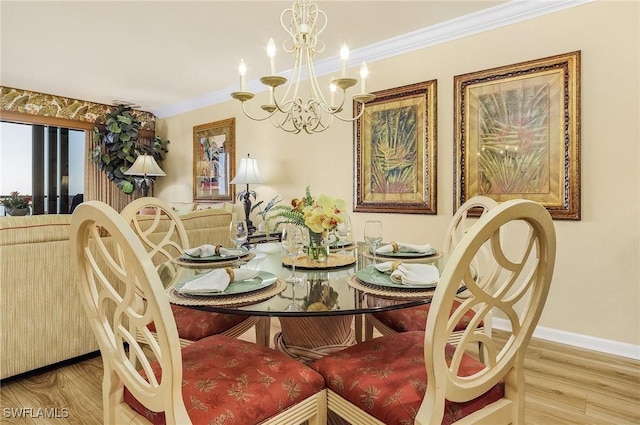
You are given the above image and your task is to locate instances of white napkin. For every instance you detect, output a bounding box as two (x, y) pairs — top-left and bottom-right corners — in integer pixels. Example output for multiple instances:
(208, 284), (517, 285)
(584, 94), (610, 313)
(375, 261), (439, 286)
(177, 268), (260, 294)
(184, 244), (244, 258)
(375, 242), (432, 254)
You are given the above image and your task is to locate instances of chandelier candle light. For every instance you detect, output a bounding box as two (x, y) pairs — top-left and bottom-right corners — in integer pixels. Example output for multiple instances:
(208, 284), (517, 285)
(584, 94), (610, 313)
(231, 0), (375, 134)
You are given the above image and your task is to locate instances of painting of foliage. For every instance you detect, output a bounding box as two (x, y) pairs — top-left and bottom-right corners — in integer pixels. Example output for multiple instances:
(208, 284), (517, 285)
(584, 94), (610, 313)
(370, 105), (418, 194)
(476, 85), (550, 195)
(354, 80), (436, 214)
(454, 51), (581, 220)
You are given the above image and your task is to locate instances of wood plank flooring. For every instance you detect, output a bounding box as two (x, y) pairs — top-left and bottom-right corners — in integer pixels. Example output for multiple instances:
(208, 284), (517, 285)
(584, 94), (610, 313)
(1, 321), (639, 424)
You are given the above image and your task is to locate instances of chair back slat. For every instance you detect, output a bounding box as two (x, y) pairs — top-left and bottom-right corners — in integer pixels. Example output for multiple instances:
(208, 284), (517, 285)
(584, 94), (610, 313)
(421, 199), (556, 423)
(121, 197), (190, 287)
(71, 201), (190, 423)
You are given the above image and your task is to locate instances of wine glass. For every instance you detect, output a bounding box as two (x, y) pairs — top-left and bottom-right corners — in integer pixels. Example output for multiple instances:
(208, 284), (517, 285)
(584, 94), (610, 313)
(336, 214), (352, 255)
(364, 220), (383, 264)
(229, 219), (248, 250)
(281, 224), (304, 285)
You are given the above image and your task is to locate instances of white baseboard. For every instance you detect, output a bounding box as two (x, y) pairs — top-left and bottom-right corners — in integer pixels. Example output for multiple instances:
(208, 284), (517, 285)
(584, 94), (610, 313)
(492, 318), (640, 361)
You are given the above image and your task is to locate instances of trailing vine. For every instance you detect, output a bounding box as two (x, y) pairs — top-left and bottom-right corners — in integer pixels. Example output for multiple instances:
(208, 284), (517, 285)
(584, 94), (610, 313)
(91, 105), (169, 194)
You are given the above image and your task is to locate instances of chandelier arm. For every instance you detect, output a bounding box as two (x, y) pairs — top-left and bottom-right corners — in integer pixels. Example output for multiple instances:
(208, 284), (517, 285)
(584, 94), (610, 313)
(330, 103), (368, 123)
(271, 45), (303, 111)
(239, 102), (280, 122)
(305, 51), (329, 107)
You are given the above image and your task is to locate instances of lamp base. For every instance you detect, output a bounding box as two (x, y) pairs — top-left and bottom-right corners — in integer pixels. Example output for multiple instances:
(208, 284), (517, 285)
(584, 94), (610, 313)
(241, 191), (256, 235)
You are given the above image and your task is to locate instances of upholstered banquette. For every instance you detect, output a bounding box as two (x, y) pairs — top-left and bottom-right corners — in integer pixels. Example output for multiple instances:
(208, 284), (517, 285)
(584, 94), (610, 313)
(0, 208), (231, 379)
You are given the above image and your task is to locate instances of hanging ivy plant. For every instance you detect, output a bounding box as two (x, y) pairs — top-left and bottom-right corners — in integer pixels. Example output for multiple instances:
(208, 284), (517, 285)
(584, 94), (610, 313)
(91, 105), (170, 194)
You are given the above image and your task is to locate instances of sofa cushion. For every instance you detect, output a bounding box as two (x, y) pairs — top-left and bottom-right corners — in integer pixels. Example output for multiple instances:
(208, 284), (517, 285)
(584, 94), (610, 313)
(0, 215), (71, 245)
(171, 202), (233, 216)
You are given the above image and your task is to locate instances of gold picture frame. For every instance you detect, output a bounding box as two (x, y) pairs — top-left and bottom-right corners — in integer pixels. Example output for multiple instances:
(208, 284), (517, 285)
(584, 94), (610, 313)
(454, 51), (581, 220)
(193, 118), (236, 202)
(354, 80), (437, 214)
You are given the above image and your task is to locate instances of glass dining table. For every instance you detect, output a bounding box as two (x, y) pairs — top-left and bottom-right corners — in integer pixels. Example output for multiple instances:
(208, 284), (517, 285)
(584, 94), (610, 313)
(166, 242), (446, 363)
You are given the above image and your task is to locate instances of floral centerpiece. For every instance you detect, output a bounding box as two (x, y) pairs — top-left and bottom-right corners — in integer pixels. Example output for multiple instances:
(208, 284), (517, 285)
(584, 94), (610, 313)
(267, 187), (346, 262)
(1, 191), (32, 215)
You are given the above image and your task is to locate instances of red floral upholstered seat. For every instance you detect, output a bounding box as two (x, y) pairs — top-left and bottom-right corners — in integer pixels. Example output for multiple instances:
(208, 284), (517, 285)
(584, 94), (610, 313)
(372, 300), (482, 333)
(148, 305), (250, 342)
(124, 334), (325, 424)
(312, 331), (504, 425)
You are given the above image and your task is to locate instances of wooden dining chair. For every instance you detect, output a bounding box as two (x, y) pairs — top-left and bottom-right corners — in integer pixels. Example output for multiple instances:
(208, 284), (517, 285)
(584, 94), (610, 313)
(366, 196), (499, 355)
(120, 197), (263, 348)
(312, 199), (556, 424)
(71, 200), (327, 425)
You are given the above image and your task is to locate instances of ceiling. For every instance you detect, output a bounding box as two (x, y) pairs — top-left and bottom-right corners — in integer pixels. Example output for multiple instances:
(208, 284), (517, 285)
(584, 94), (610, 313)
(1, 1), (578, 118)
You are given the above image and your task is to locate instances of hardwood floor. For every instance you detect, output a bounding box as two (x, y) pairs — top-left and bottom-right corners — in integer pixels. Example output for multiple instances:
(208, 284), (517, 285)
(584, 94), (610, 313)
(1, 322), (639, 425)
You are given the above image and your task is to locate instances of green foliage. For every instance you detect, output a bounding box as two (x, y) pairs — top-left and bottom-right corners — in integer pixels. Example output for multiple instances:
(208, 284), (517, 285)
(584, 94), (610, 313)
(370, 106), (418, 194)
(251, 195), (282, 220)
(91, 105), (170, 194)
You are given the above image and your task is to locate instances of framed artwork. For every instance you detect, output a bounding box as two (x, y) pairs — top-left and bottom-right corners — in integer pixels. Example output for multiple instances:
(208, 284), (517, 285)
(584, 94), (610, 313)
(193, 118), (236, 202)
(354, 80), (437, 214)
(454, 51), (581, 220)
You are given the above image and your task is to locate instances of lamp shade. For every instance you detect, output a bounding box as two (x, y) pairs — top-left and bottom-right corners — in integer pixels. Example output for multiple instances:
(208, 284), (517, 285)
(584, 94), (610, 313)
(124, 154), (166, 177)
(230, 156), (263, 185)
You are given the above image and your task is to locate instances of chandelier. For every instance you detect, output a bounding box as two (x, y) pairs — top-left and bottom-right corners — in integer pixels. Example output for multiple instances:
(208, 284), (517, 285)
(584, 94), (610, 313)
(230, 0), (374, 134)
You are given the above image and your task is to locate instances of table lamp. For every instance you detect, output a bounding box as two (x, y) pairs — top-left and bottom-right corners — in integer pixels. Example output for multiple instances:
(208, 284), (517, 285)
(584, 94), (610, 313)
(230, 154), (263, 235)
(124, 154), (166, 197)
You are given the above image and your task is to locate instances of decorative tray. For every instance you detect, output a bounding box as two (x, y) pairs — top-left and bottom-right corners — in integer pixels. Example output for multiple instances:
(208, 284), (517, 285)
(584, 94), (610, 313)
(282, 253), (356, 270)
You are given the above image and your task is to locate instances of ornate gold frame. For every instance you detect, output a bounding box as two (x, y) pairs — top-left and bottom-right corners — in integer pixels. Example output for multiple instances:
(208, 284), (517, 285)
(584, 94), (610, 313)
(354, 80), (437, 214)
(454, 51), (581, 220)
(192, 118), (236, 202)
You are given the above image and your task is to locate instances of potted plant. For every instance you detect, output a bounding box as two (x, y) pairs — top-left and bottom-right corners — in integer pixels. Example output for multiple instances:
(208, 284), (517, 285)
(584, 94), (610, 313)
(251, 195), (282, 234)
(1, 191), (31, 216)
(91, 105), (169, 194)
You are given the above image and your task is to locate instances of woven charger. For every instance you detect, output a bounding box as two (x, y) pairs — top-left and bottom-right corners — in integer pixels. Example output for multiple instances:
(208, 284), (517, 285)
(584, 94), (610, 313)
(282, 253), (356, 269)
(167, 278), (286, 307)
(363, 249), (442, 263)
(346, 274), (437, 300)
(172, 252), (255, 269)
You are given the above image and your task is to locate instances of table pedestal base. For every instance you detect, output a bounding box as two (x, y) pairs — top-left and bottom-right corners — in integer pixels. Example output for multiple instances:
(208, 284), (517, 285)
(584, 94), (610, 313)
(275, 316), (355, 364)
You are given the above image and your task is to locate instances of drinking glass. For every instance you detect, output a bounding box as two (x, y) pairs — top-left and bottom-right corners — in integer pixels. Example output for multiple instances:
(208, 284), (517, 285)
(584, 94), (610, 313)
(229, 219), (248, 250)
(364, 220), (383, 264)
(336, 213), (352, 255)
(281, 224), (304, 285)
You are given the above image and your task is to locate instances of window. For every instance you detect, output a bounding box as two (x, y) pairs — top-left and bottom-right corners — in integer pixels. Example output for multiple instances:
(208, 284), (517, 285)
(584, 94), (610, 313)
(0, 121), (85, 215)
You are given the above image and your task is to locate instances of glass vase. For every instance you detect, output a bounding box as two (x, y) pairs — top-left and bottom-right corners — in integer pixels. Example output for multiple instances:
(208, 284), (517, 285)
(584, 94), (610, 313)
(306, 229), (329, 263)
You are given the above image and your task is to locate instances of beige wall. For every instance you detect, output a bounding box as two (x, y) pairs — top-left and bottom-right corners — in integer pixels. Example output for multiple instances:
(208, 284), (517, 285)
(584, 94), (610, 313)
(156, 1), (639, 348)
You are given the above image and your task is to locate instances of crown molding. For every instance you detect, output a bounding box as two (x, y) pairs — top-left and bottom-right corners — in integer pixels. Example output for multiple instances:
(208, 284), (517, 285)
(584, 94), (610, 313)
(153, 0), (593, 119)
